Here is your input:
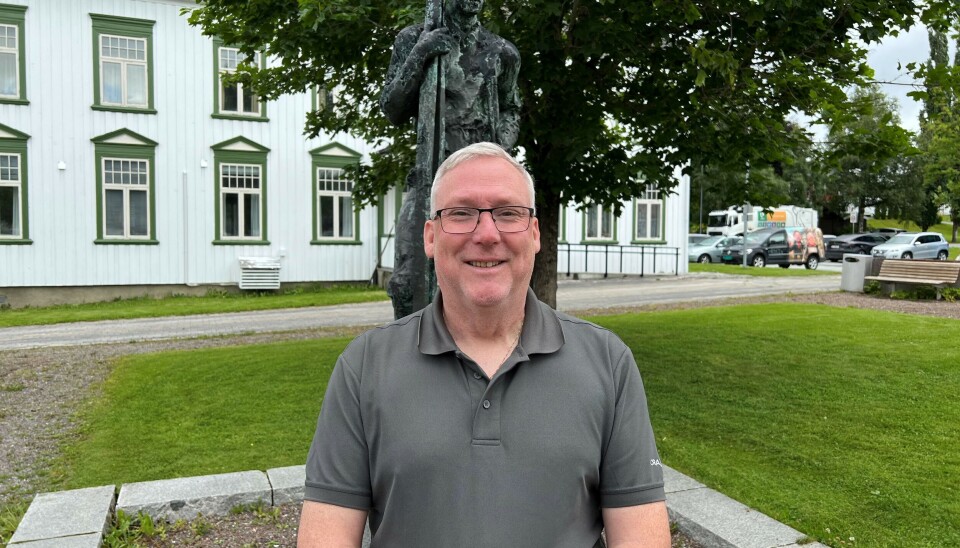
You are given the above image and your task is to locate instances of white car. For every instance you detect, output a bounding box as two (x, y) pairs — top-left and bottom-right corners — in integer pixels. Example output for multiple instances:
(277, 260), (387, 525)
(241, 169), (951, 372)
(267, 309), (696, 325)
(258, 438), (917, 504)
(870, 232), (950, 260)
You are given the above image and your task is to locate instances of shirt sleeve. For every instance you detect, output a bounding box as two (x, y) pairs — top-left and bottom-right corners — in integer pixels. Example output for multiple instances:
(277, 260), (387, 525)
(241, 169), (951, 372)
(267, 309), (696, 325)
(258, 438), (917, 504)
(304, 351), (372, 509)
(599, 345), (666, 507)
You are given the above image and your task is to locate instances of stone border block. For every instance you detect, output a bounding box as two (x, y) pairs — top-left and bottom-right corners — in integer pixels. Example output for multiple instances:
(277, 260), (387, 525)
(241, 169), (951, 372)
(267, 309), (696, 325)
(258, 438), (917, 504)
(8, 533), (104, 548)
(267, 465), (305, 505)
(8, 485), (115, 546)
(117, 470), (270, 521)
(663, 465), (705, 493)
(668, 487), (827, 548)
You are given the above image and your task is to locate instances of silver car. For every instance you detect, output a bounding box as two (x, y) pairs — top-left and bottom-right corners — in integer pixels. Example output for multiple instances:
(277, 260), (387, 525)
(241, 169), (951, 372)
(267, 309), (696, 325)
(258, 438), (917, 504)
(689, 236), (741, 263)
(870, 232), (950, 260)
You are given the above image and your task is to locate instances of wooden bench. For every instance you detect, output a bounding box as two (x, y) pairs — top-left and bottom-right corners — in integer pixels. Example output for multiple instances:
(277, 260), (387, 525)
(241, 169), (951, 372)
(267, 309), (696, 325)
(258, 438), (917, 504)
(864, 259), (960, 299)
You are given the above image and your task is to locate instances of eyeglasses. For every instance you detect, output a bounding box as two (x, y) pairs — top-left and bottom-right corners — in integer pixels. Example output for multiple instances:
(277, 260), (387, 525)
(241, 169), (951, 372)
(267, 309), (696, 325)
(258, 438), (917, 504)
(434, 206), (535, 234)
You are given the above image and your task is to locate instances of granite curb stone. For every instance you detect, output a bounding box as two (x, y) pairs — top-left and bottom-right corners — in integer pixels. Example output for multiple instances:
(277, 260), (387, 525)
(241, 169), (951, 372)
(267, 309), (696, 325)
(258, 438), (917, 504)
(8, 485), (115, 547)
(266, 465), (305, 506)
(7, 533), (105, 548)
(664, 468), (829, 548)
(116, 470), (271, 521)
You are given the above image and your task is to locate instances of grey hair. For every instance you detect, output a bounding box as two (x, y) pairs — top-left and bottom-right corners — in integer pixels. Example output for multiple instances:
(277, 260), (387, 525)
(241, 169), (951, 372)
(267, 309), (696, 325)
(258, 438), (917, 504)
(430, 142), (536, 213)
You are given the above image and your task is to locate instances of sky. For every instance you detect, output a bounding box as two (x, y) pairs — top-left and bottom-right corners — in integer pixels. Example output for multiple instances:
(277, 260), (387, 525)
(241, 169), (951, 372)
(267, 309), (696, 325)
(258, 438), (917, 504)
(865, 24), (932, 134)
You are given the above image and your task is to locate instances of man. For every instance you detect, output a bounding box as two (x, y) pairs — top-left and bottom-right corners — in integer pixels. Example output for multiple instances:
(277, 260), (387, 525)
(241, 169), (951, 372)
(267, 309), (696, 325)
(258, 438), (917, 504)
(299, 143), (670, 547)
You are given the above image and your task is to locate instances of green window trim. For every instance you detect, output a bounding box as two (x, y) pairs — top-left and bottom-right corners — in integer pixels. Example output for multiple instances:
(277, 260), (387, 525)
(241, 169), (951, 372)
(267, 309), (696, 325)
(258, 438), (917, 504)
(90, 13), (156, 113)
(212, 37), (268, 122)
(632, 193), (666, 244)
(211, 136), (270, 244)
(91, 129), (158, 243)
(310, 142), (362, 244)
(0, 4), (27, 105)
(0, 122), (30, 244)
(581, 203), (618, 243)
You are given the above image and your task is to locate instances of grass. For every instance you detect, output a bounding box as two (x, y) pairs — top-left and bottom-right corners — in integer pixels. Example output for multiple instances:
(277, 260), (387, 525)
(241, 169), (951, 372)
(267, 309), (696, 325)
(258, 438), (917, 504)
(0, 284), (389, 328)
(51, 337), (346, 488)
(593, 305), (960, 547)
(44, 304), (960, 546)
(689, 263), (839, 276)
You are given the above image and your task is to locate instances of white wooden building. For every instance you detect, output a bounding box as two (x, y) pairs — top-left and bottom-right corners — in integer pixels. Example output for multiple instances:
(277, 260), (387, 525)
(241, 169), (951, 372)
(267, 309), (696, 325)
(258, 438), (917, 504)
(0, 0), (687, 307)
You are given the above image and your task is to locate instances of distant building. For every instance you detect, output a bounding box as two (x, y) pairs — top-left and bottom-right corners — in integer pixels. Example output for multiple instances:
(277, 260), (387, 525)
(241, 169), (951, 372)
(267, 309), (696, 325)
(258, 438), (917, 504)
(0, 0), (687, 307)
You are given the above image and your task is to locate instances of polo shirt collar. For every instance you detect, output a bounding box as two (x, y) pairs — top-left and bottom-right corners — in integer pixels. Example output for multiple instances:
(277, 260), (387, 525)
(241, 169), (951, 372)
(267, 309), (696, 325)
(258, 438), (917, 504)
(418, 288), (565, 356)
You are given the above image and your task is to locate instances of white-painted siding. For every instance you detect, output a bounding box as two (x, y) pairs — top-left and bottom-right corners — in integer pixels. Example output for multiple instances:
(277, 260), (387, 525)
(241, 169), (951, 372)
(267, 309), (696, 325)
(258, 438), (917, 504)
(0, 0), (380, 288)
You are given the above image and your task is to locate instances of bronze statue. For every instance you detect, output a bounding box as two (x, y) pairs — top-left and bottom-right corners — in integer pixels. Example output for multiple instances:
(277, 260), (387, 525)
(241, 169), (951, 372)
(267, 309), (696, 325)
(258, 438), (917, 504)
(381, 0), (521, 319)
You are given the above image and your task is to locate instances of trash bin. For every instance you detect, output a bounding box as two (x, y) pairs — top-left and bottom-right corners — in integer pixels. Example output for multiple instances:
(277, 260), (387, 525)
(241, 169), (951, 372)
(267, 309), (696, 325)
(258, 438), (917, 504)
(840, 254), (874, 292)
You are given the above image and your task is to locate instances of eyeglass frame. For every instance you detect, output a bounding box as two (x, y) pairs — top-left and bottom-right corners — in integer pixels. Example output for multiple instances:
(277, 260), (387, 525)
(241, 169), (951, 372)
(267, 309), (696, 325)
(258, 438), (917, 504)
(433, 206), (536, 234)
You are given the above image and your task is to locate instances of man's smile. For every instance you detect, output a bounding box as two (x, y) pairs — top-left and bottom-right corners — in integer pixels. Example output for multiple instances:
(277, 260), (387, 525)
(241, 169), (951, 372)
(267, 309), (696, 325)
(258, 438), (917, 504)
(468, 260), (504, 268)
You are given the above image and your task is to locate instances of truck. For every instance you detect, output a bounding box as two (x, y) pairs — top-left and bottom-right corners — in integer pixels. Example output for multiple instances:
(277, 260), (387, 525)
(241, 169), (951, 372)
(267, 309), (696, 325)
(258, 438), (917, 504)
(706, 205), (818, 237)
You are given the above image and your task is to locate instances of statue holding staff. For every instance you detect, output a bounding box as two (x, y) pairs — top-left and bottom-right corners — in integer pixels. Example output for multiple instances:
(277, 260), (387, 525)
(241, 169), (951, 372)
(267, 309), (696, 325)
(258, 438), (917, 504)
(380, 0), (521, 319)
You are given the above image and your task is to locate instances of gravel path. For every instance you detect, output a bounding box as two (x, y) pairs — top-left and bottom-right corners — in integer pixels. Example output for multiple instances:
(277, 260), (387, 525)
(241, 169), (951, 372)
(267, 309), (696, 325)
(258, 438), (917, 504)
(2, 291), (958, 545)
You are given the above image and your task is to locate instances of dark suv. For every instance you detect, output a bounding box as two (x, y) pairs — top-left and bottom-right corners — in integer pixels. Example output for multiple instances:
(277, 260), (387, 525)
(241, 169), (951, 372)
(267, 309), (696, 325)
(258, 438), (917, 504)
(721, 227), (825, 269)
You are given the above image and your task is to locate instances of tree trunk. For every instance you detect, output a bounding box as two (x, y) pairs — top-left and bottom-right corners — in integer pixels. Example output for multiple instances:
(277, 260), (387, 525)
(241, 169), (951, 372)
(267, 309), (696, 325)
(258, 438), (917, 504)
(531, 189), (560, 308)
(857, 195), (867, 233)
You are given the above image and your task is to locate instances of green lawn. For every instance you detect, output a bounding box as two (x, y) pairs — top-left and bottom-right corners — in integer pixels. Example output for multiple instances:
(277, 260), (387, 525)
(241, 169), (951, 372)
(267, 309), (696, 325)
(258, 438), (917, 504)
(0, 284), (389, 328)
(689, 263), (839, 276)
(40, 304), (960, 547)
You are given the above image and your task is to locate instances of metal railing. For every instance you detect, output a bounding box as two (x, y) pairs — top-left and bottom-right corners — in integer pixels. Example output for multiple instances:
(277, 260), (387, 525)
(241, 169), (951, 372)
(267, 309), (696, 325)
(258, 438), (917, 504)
(558, 243), (680, 278)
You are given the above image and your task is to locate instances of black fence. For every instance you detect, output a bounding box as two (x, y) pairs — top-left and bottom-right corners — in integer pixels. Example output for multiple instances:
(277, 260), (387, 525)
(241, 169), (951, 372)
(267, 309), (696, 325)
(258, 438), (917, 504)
(557, 243), (681, 278)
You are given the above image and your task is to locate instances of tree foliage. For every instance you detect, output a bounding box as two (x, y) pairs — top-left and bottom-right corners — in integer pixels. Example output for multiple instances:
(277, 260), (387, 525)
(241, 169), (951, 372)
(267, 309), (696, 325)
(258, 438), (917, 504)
(186, 0), (959, 303)
(822, 85), (918, 232)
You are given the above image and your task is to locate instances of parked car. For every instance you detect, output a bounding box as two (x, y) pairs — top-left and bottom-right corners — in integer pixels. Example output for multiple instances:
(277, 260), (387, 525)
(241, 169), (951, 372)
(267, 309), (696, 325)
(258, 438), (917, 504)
(824, 233), (890, 261)
(689, 233), (711, 245)
(872, 227), (907, 235)
(721, 227), (825, 269)
(688, 236), (741, 263)
(870, 232), (950, 260)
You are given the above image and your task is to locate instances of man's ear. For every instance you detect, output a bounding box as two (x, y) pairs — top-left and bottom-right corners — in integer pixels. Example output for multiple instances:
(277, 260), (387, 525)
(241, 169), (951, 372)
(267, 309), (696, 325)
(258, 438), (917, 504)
(424, 218), (436, 258)
(531, 217), (541, 254)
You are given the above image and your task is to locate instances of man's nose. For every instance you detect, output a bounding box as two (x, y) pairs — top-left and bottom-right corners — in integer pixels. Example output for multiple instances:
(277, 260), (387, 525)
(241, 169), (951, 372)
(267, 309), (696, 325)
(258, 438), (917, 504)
(473, 211), (502, 241)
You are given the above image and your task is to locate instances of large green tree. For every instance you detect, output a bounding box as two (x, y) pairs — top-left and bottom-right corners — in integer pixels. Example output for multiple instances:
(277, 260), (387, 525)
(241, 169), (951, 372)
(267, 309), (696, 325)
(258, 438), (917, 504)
(187, 0), (958, 305)
(915, 26), (960, 239)
(823, 86), (918, 232)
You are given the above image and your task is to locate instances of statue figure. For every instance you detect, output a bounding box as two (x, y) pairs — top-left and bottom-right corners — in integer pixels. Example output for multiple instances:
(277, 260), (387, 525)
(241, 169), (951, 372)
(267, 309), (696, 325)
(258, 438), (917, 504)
(380, 0), (521, 319)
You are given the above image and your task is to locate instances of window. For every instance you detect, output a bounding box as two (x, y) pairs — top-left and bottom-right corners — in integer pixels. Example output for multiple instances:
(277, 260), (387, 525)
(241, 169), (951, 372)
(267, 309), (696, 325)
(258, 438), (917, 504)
(584, 203), (615, 241)
(317, 168), (353, 239)
(213, 39), (267, 120)
(212, 136), (270, 244)
(0, 123), (29, 243)
(310, 143), (362, 244)
(0, 4), (26, 104)
(634, 184), (663, 242)
(90, 14), (155, 113)
(102, 158), (149, 238)
(92, 129), (158, 244)
(220, 163), (262, 239)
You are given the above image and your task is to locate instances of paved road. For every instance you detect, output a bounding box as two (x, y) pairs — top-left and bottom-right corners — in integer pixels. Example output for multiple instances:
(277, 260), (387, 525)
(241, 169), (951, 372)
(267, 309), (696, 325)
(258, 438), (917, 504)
(0, 274), (839, 350)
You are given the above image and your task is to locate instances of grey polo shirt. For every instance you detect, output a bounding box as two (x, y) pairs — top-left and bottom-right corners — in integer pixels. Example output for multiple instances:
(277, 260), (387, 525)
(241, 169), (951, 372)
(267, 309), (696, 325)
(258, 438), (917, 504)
(305, 289), (664, 547)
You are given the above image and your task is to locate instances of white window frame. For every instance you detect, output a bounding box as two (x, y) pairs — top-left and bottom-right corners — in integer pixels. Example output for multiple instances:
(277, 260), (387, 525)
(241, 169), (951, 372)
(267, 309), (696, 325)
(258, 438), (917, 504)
(316, 167), (354, 240)
(101, 157), (151, 240)
(584, 203), (615, 241)
(0, 23), (19, 99)
(218, 47), (260, 116)
(220, 162), (263, 240)
(0, 152), (22, 238)
(99, 33), (148, 108)
(635, 184), (663, 241)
